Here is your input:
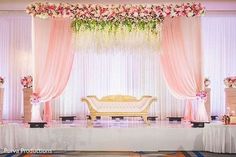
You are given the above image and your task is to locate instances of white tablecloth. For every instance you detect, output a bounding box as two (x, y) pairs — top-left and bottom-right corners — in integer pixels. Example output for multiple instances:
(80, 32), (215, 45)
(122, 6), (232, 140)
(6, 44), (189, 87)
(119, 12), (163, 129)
(203, 123), (236, 153)
(0, 123), (203, 152)
(1, 122), (236, 153)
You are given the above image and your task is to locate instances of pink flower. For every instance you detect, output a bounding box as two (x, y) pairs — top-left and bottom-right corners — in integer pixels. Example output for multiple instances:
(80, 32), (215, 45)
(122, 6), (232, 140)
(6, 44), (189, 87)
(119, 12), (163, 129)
(196, 91), (207, 100)
(224, 76), (236, 88)
(232, 79), (236, 88)
(21, 75), (33, 88)
(26, 2), (205, 23)
(133, 12), (138, 17)
(30, 93), (40, 104)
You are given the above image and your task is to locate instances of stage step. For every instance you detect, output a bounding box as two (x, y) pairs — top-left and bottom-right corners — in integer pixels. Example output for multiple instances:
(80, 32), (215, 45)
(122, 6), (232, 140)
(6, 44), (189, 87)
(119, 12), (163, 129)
(167, 117), (183, 122)
(28, 122), (47, 128)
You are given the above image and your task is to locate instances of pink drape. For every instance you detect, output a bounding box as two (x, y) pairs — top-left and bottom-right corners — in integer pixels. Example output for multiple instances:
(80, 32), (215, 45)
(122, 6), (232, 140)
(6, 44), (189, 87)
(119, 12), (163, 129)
(160, 17), (208, 122)
(33, 18), (74, 122)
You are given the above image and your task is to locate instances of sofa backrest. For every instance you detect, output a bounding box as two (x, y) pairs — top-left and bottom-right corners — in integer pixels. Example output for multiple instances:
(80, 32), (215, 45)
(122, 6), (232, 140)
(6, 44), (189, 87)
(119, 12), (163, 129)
(100, 95), (137, 102)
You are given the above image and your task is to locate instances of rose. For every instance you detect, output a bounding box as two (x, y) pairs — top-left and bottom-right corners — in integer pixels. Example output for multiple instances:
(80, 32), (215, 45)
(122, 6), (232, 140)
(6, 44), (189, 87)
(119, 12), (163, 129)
(26, 2), (205, 19)
(232, 79), (236, 88)
(224, 77), (231, 87)
(21, 76), (33, 88)
(133, 12), (138, 17)
(196, 91), (207, 100)
(140, 13), (145, 17)
(30, 93), (40, 104)
(224, 77), (236, 88)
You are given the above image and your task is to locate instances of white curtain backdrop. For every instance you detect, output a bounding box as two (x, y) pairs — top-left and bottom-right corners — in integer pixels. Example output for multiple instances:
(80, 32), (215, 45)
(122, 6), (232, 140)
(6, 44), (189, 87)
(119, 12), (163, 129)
(51, 52), (184, 120)
(202, 14), (236, 116)
(0, 12), (32, 120)
(0, 11), (236, 120)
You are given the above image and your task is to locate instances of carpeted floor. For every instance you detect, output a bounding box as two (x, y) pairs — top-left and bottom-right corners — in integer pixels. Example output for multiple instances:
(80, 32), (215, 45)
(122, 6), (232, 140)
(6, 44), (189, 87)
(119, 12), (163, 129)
(1, 151), (236, 157)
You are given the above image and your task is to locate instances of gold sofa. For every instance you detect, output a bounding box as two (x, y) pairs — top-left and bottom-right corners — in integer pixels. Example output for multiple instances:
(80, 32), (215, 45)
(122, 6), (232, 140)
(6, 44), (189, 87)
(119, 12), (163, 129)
(81, 95), (157, 124)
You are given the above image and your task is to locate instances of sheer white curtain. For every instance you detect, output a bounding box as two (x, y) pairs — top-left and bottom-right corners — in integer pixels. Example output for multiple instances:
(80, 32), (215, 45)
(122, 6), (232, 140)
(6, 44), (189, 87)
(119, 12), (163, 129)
(51, 14), (236, 119)
(0, 12), (32, 120)
(52, 52), (185, 120)
(202, 14), (236, 116)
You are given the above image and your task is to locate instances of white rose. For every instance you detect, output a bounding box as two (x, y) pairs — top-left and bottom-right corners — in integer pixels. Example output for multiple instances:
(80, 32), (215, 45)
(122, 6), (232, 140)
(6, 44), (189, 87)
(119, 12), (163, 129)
(140, 13), (145, 17)
(187, 12), (194, 17)
(170, 12), (176, 17)
(133, 12), (138, 17)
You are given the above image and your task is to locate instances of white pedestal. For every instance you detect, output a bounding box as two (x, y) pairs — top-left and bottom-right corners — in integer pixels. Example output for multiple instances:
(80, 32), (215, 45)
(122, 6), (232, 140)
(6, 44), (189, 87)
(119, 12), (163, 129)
(205, 88), (211, 121)
(31, 103), (42, 122)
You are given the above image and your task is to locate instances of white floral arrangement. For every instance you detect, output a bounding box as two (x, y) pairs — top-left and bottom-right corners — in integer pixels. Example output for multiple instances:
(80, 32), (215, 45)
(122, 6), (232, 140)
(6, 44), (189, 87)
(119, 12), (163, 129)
(224, 76), (236, 88)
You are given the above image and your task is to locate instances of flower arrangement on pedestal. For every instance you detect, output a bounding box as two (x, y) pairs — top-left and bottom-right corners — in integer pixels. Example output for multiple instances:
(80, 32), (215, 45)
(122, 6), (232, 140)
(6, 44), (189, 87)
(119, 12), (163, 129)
(222, 115), (230, 125)
(224, 76), (236, 88)
(204, 78), (210, 87)
(0, 77), (4, 87)
(21, 75), (33, 88)
(196, 90), (207, 100)
(222, 107), (236, 125)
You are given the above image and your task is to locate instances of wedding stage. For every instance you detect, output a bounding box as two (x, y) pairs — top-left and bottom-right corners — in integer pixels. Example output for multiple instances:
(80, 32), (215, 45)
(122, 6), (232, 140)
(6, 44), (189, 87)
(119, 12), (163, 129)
(0, 120), (204, 152)
(1, 1), (236, 155)
(1, 119), (235, 153)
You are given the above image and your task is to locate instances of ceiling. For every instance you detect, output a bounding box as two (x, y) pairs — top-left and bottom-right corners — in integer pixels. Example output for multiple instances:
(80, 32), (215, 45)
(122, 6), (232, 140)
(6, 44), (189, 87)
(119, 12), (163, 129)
(0, 0), (236, 11)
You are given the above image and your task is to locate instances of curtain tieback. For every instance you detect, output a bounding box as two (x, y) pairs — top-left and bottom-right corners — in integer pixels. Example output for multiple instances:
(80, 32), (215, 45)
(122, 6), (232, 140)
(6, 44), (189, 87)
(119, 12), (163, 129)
(196, 90), (207, 100)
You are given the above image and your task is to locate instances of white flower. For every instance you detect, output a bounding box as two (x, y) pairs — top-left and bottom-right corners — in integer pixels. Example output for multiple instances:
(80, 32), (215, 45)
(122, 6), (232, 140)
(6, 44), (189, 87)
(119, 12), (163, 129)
(102, 11), (109, 16)
(140, 13), (145, 17)
(133, 12), (138, 17)
(170, 11), (176, 17)
(26, 2), (205, 26)
(94, 13), (100, 17)
(38, 13), (48, 19)
(187, 12), (194, 17)
(162, 12), (167, 17)
(233, 80), (236, 88)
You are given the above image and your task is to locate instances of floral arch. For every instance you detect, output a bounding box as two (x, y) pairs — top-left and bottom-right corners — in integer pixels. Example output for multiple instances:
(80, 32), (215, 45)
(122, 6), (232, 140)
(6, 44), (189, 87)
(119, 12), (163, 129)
(26, 2), (208, 123)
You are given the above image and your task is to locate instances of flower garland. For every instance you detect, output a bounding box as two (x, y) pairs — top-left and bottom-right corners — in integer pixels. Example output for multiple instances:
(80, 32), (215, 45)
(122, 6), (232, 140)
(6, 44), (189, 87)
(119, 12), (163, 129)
(224, 76), (236, 88)
(21, 75), (33, 88)
(26, 2), (205, 33)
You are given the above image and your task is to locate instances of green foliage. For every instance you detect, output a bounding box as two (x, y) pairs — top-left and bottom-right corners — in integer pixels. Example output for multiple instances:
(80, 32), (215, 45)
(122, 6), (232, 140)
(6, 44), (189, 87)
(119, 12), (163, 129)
(71, 19), (161, 34)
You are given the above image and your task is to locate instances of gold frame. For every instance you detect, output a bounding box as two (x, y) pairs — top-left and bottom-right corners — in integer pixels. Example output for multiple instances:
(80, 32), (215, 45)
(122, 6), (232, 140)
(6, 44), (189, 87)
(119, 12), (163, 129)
(81, 95), (157, 124)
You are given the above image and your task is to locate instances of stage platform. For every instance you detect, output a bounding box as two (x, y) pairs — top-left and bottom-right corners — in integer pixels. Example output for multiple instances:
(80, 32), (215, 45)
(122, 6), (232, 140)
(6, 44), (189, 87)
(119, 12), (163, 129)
(0, 119), (234, 153)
